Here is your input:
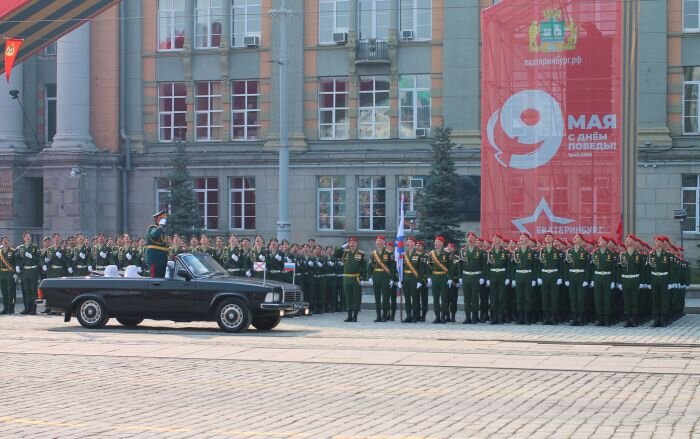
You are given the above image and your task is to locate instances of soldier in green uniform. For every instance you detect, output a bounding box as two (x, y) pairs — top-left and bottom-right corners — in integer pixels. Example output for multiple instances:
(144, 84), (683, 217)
(145, 210), (169, 277)
(311, 244), (326, 314)
(565, 233), (591, 326)
(385, 241), (399, 320)
(239, 237), (253, 277)
(538, 232), (563, 325)
(71, 233), (91, 277)
(222, 235), (243, 277)
(213, 237), (226, 265)
(398, 236), (423, 323)
(591, 236), (617, 326)
(445, 242), (459, 322)
(332, 244), (345, 312)
(648, 236), (673, 327)
(298, 243), (315, 311)
(169, 234), (187, 260)
(15, 232), (40, 315)
(415, 241), (429, 322)
(459, 232), (486, 324)
(511, 233), (536, 324)
(265, 238), (284, 282)
(426, 236), (452, 324)
(90, 233), (114, 272)
(324, 245), (338, 312)
(44, 233), (69, 278)
(0, 236), (17, 314)
(116, 234), (134, 270)
(367, 236), (395, 322)
(618, 234), (643, 327)
(250, 235), (267, 279)
(338, 237), (364, 322)
(486, 233), (510, 324)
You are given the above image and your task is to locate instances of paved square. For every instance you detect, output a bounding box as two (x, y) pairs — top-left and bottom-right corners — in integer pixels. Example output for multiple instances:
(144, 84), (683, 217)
(0, 312), (699, 438)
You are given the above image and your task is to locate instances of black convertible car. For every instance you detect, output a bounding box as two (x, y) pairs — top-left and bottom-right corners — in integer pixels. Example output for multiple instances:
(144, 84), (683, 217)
(36, 253), (309, 333)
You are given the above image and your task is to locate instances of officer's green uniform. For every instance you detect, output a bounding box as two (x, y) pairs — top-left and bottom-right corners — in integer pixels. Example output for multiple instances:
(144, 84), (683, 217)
(16, 242), (40, 314)
(539, 246), (563, 324)
(401, 248), (424, 323)
(223, 245), (243, 276)
(512, 246), (536, 324)
(427, 248), (452, 323)
(486, 246), (510, 324)
(592, 247), (616, 325)
(71, 245), (91, 276)
(297, 254), (315, 311)
(618, 249), (642, 326)
(339, 247), (364, 321)
(250, 247), (267, 279)
(265, 250), (285, 282)
(459, 245), (486, 323)
(0, 245), (16, 313)
(325, 255), (338, 312)
(45, 246), (68, 278)
(91, 244), (114, 272)
(145, 224), (169, 277)
(648, 249), (672, 327)
(367, 248), (395, 322)
(313, 254), (327, 313)
(565, 245), (590, 325)
(334, 254), (345, 311)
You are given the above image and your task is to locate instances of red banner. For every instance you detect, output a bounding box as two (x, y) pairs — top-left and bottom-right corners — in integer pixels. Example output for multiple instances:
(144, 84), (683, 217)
(4, 38), (23, 82)
(481, 1), (622, 241)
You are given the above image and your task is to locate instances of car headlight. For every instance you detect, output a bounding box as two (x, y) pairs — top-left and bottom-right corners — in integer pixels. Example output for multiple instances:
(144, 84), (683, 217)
(264, 292), (280, 303)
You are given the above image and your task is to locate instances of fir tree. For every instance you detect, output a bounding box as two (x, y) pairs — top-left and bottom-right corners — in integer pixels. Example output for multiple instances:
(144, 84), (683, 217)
(165, 142), (201, 239)
(416, 126), (462, 243)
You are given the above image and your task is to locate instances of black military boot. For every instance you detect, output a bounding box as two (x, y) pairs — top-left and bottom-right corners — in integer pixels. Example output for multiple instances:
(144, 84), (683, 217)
(389, 310), (396, 321)
(623, 315), (632, 327)
(344, 311), (353, 322)
(432, 311), (442, 324)
(352, 311), (358, 322)
(382, 310), (390, 322)
(402, 310), (413, 323)
(462, 312), (472, 324)
(374, 309), (383, 323)
(595, 315), (605, 326)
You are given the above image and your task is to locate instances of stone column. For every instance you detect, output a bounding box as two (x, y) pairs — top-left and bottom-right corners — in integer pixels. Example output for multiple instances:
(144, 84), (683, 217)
(0, 63), (28, 150)
(51, 23), (95, 150)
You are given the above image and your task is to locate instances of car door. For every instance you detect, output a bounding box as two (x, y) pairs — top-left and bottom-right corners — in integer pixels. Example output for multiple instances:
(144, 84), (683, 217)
(101, 278), (150, 317)
(147, 265), (197, 319)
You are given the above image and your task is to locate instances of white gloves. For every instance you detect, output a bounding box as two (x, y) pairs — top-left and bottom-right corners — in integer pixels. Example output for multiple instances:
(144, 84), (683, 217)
(417, 282), (422, 289)
(285, 257), (292, 263)
(42, 265), (47, 272)
(505, 279), (510, 286)
(137, 267), (143, 273)
(556, 279), (562, 286)
(338, 261), (343, 266)
(44, 257), (50, 263)
(617, 283), (622, 290)
(55, 251), (62, 259)
(667, 284), (673, 290)
(13, 275), (19, 283)
(565, 281), (570, 287)
(368, 278), (374, 286)
(486, 280), (491, 287)
(583, 281), (589, 287)
(316, 261), (323, 268)
(15, 266), (20, 274)
(126, 253), (132, 261)
(246, 270), (252, 277)
(328, 261), (335, 267)
(397, 282), (403, 289)
(79, 252), (86, 259)
(610, 282), (616, 289)
(159, 218), (167, 226)
(307, 261), (314, 267)
(590, 281), (595, 287)
(100, 251), (107, 259)
(537, 278), (543, 286)
(88, 266), (93, 272)
(258, 254), (265, 262)
(456, 282), (462, 288)
(512, 281), (516, 287)
(231, 253), (239, 262)
(531, 280), (536, 287)
(68, 267), (74, 274)
(427, 278), (432, 288)
(479, 278), (485, 286)
(275, 254), (282, 261)
(25, 252), (32, 259)
(389, 280), (395, 288)
(447, 279), (453, 288)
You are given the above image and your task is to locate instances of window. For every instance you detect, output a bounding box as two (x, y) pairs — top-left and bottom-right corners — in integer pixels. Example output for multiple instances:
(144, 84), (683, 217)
(155, 178), (172, 214)
(398, 176), (423, 231)
(232, 0), (261, 47)
(400, 0), (431, 40)
(158, 82), (187, 142)
(399, 74), (431, 139)
(232, 80), (260, 140)
(358, 176), (386, 231)
(195, 177), (219, 230)
(43, 42), (57, 56)
(318, 176), (346, 230)
(685, 0), (699, 31)
(230, 177), (256, 229)
(358, 0), (390, 40)
(319, 77), (349, 139)
(158, 0), (186, 50)
(45, 84), (57, 144)
(195, 0), (223, 48)
(682, 175), (700, 232)
(195, 81), (223, 141)
(359, 76), (390, 139)
(683, 67), (700, 135)
(319, 0), (350, 44)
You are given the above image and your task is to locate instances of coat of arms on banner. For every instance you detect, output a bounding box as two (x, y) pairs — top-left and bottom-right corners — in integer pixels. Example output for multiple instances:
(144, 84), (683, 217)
(529, 9), (577, 53)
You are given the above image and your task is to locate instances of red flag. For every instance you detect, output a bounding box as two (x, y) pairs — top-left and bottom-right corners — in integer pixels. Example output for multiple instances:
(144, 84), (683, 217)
(4, 37), (23, 82)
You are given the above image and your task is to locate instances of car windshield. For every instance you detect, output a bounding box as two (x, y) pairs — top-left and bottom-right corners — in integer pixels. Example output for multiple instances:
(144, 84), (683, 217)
(180, 253), (228, 277)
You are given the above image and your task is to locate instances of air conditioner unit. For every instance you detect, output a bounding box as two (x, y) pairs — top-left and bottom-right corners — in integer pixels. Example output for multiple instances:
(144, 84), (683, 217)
(333, 32), (348, 44)
(415, 128), (429, 138)
(243, 35), (260, 47)
(401, 29), (414, 40)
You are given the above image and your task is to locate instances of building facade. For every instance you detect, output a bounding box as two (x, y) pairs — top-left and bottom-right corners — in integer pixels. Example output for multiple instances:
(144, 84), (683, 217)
(0, 0), (698, 259)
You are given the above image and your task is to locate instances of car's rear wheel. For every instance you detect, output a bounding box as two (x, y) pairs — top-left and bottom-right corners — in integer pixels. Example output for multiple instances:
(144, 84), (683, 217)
(116, 318), (144, 327)
(251, 314), (282, 331)
(75, 299), (109, 329)
(216, 298), (251, 333)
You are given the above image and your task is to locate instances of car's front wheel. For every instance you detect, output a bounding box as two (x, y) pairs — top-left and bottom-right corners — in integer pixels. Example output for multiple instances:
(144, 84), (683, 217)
(216, 298), (251, 333)
(75, 299), (109, 329)
(251, 314), (282, 331)
(116, 318), (144, 327)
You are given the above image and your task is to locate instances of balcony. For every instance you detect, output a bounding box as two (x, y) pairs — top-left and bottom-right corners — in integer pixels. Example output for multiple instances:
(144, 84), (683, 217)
(355, 39), (389, 64)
